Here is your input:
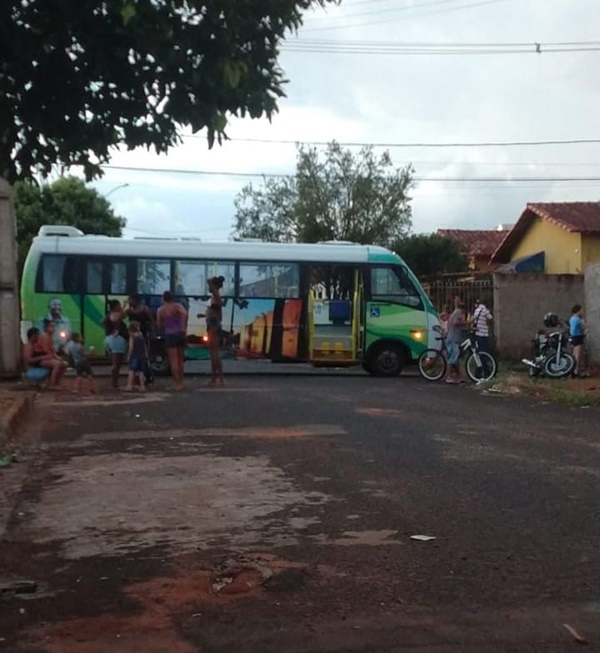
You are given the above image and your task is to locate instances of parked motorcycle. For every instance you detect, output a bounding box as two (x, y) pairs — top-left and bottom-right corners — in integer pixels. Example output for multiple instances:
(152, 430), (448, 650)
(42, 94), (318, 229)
(521, 312), (575, 379)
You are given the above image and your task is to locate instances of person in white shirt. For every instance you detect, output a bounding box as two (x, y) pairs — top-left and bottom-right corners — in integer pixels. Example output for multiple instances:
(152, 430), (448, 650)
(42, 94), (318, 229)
(471, 299), (493, 382)
(472, 299), (493, 349)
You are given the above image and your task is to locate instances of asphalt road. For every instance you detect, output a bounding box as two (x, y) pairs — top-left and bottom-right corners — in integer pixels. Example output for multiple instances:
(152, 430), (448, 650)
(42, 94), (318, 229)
(1, 372), (600, 652)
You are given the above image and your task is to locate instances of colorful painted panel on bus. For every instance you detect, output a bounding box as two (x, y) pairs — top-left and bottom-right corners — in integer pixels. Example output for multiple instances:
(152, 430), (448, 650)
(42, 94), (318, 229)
(182, 296), (303, 361)
(26, 293), (82, 351)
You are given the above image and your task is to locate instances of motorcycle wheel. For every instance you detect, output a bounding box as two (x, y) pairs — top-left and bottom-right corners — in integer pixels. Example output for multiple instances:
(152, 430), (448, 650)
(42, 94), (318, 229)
(543, 352), (575, 378)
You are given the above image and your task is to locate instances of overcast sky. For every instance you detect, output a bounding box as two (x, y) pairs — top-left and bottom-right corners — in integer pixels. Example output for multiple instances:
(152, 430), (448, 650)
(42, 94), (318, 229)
(91, 0), (600, 241)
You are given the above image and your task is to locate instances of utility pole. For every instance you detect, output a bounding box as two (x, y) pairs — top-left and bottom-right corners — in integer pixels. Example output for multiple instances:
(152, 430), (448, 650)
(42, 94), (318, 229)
(0, 179), (21, 378)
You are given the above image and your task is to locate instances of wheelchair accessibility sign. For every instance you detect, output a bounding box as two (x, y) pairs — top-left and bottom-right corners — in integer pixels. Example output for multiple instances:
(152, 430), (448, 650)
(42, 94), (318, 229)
(370, 306), (380, 318)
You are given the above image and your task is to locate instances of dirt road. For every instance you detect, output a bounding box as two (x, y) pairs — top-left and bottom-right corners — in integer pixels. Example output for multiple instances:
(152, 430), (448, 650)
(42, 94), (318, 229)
(1, 374), (600, 652)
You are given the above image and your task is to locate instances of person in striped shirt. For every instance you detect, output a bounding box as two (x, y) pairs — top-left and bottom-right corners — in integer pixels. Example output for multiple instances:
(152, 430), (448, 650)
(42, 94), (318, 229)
(471, 299), (493, 354)
(471, 299), (493, 383)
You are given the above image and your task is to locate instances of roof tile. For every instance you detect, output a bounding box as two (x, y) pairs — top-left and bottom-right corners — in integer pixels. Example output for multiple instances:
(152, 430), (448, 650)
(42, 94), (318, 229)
(527, 201), (600, 233)
(491, 201), (600, 263)
(437, 229), (507, 256)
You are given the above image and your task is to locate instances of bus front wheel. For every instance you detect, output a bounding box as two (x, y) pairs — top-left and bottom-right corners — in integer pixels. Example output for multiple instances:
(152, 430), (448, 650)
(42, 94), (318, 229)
(367, 343), (405, 377)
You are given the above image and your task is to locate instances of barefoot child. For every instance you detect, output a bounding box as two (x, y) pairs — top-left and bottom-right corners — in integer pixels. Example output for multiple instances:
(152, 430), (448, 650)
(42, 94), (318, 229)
(126, 322), (149, 391)
(67, 333), (97, 394)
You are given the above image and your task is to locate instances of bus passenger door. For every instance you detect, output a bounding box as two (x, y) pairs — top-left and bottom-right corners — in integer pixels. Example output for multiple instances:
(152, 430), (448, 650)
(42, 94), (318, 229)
(307, 265), (361, 365)
(352, 268), (365, 361)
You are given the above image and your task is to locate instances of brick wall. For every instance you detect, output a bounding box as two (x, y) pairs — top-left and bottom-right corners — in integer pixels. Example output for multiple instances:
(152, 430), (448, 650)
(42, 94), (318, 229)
(493, 273), (584, 358)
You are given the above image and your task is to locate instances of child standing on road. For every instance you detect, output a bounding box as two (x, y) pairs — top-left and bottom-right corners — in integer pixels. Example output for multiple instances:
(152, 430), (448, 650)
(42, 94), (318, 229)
(439, 303), (451, 337)
(66, 333), (97, 394)
(446, 301), (467, 384)
(126, 321), (149, 392)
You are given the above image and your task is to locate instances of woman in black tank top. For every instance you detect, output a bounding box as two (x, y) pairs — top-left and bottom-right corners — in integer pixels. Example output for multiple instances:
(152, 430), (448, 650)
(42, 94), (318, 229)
(125, 294), (154, 342)
(206, 276), (225, 386)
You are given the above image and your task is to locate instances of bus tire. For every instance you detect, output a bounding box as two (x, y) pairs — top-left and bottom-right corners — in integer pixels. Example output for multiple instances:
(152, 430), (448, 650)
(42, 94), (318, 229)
(367, 342), (405, 377)
(361, 361), (374, 375)
(149, 352), (170, 376)
(148, 340), (171, 376)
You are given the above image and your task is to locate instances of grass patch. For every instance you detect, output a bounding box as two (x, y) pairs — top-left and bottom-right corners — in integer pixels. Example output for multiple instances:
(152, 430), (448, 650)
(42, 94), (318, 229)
(546, 387), (600, 408)
(485, 372), (600, 408)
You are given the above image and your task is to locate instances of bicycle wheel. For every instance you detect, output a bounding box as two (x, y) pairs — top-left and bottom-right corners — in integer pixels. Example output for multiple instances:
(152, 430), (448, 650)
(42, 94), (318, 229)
(418, 349), (447, 381)
(465, 351), (497, 383)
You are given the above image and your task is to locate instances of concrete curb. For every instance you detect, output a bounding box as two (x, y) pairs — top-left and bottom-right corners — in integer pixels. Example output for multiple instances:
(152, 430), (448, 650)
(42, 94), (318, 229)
(0, 393), (36, 449)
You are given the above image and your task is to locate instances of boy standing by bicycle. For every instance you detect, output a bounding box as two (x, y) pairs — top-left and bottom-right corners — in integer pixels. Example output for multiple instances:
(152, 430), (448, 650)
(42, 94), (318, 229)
(472, 299), (493, 354)
(471, 299), (494, 383)
(446, 301), (467, 384)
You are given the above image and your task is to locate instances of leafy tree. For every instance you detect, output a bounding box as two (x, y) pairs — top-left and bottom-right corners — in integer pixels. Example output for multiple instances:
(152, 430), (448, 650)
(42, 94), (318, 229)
(234, 142), (414, 246)
(392, 233), (469, 278)
(15, 177), (125, 262)
(0, 0), (336, 182)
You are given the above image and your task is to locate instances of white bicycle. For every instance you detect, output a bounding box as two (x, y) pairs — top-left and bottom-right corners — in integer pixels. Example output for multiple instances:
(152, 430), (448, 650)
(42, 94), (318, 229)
(418, 334), (498, 383)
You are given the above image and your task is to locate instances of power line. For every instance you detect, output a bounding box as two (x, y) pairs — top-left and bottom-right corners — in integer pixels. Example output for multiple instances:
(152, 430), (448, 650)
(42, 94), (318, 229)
(306, 0), (471, 23)
(180, 134), (600, 148)
(338, 0), (416, 7)
(302, 0), (510, 32)
(292, 38), (600, 48)
(103, 152), (600, 168)
(102, 164), (600, 184)
(281, 41), (600, 56)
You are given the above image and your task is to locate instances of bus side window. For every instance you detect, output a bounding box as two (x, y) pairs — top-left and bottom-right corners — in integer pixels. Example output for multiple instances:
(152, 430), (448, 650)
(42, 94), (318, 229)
(111, 262), (127, 294)
(370, 266), (423, 310)
(239, 263), (299, 298)
(38, 255), (80, 293)
(137, 259), (171, 296)
(86, 261), (103, 294)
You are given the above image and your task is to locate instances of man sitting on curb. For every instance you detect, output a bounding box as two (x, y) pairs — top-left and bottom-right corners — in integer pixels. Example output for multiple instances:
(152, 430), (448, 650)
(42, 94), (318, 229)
(22, 327), (63, 388)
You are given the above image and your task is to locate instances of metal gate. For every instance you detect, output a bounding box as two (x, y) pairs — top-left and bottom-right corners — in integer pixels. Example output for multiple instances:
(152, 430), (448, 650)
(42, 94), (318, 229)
(422, 272), (493, 314)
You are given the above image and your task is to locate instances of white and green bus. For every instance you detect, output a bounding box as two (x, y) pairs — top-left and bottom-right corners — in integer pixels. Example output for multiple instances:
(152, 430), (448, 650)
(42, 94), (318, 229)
(20, 225), (441, 376)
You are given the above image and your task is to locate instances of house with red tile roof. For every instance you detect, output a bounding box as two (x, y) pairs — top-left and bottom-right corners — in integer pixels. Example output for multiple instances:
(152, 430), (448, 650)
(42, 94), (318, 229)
(491, 202), (600, 274)
(437, 229), (508, 271)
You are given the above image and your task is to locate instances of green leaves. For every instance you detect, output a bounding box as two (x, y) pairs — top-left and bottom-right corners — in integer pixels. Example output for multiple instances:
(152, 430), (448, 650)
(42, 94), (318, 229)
(233, 142), (414, 247)
(223, 60), (247, 90)
(14, 177), (126, 263)
(121, 2), (137, 25)
(0, 0), (337, 182)
(392, 234), (469, 278)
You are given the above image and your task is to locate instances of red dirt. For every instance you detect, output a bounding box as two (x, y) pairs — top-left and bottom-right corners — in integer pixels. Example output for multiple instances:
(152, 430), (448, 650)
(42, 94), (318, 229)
(25, 554), (306, 652)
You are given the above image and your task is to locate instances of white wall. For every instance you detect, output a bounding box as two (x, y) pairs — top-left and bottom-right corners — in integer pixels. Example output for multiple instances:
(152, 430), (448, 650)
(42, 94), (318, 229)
(584, 264), (600, 364)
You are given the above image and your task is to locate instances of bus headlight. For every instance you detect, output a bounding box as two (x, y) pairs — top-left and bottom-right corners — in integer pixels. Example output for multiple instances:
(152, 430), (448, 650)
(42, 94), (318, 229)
(410, 329), (425, 341)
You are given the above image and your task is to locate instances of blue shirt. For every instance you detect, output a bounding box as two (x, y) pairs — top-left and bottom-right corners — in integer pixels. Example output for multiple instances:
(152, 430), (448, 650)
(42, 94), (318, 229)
(66, 341), (84, 364)
(130, 334), (148, 362)
(569, 314), (584, 337)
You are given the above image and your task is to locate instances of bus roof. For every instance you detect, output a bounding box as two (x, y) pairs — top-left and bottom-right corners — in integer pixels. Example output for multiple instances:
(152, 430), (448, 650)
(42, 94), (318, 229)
(29, 227), (401, 265)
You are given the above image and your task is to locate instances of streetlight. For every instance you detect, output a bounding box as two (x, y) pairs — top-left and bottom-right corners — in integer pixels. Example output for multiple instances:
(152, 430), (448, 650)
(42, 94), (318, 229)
(105, 183), (130, 198)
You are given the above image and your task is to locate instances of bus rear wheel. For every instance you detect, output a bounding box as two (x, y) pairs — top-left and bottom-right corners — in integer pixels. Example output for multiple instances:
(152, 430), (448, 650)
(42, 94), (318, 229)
(149, 352), (170, 376)
(148, 339), (171, 376)
(367, 343), (405, 377)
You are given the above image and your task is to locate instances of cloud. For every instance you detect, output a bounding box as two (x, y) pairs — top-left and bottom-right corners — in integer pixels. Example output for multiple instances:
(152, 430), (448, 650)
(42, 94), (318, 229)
(94, 0), (600, 239)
